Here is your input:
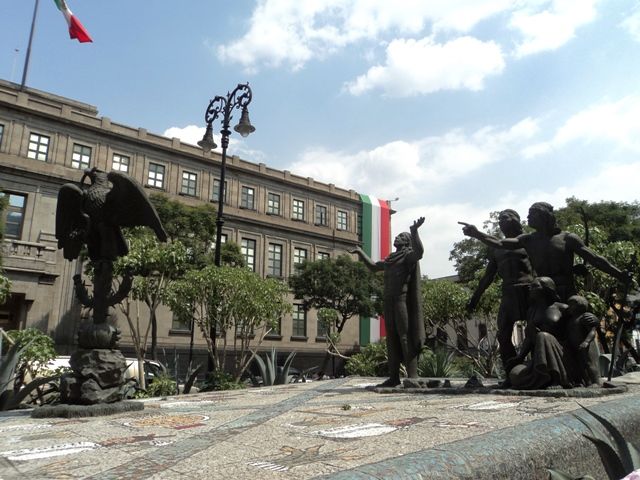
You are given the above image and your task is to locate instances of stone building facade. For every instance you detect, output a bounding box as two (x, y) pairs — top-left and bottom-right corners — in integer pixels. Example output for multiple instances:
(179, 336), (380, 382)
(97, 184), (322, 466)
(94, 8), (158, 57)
(0, 79), (375, 371)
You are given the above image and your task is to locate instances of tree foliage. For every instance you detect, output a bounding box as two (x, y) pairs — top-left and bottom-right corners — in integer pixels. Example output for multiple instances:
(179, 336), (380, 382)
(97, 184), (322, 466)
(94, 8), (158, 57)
(149, 193), (217, 268)
(166, 266), (292, 381)
(114, 227), (189, 361)
(289, 255), (382, 332)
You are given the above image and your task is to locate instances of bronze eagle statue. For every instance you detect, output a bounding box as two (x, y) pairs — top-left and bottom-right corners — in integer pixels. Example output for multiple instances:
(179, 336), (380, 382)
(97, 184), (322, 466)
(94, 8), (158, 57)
(56, 167), (168, 261)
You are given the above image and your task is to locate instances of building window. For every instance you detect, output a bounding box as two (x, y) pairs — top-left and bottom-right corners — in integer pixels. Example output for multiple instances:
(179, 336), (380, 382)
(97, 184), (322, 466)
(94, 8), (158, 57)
(71, 143), (91, 169)
(267, 243), (283, 277)
(267, 192), (281, 215)
(267, 317), (282, 337)
(293, 247), (308, 272)
(315, 205), (328, 226)
(0, 124), (4, 148)
(357, 213), (363, 241)
(292, 199), (305, 221)
(211, 178), (227, 203)
(317, 316), (329, 338)
(27, 133), (50, 161)
(241, 238), (256, 271)
(171, 312), (192, 332)
(147, 163), (165, 189)
(112, 154), (130, 173)
(292, 304), (307, 338)
(337, 210), (348, 231)
(2, 193), (26, 239)
(241, 186), (255, 209)
(316, 251), (330, 261)
(181, 171), (197, 196)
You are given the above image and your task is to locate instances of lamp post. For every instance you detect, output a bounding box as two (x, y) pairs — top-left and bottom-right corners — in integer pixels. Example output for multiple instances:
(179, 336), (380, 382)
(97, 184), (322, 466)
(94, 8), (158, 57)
(198, 83), (255, 372)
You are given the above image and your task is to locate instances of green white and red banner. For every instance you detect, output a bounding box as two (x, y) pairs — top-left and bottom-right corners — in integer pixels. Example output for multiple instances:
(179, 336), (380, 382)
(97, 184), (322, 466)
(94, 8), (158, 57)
(358, 193), (391, 345)
(53, 0), (92, 43)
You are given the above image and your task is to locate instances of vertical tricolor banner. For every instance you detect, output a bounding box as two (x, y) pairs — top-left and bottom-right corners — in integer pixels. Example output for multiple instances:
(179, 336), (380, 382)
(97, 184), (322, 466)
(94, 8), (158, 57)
(358, 194), (391, 345)
(53, 0), (93, 43)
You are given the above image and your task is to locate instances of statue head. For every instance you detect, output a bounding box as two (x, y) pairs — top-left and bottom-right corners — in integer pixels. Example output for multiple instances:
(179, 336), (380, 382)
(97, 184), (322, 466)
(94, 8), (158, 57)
(530, 276), (560, 304)
(498, 209), (522, 237)
(81, 167), (102, 186)
(527, 202), (557, 232)
(567, 295), (589, 316)
(393, 232), (411, 250)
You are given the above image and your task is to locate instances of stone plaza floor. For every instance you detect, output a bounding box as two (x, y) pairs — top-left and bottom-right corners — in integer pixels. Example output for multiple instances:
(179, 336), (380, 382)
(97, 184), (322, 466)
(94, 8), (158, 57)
(1, 375), (639, 479)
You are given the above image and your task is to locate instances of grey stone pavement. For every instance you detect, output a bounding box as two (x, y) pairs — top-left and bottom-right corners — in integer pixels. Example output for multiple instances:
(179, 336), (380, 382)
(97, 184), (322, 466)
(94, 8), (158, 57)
(1, 375), (639, 480)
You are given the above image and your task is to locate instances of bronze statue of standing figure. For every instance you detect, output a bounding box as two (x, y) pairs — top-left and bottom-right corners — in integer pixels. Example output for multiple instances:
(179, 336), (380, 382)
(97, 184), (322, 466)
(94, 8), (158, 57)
(353, 217), (425, 387)
(466, 209), (533, 377)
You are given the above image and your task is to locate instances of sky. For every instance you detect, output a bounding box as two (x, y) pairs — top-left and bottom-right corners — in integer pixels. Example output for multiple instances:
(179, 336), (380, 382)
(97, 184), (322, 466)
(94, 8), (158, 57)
(2, 0), (640, 278)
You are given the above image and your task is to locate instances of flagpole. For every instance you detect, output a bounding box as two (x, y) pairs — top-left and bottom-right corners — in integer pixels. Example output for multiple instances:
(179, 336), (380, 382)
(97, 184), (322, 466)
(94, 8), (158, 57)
(20, 0), (40, 91)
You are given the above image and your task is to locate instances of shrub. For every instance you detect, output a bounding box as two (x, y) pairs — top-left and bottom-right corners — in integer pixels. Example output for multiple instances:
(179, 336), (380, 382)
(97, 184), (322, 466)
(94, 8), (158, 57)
(418, 347), (457, 378)
(199, 371), (246, 391)
(144, 374), (177, 397)
(345, 341), (389, 377)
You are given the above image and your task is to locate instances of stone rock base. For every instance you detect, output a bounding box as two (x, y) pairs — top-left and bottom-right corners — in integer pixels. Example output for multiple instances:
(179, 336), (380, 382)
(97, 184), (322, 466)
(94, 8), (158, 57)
(60, 349), (133, 405)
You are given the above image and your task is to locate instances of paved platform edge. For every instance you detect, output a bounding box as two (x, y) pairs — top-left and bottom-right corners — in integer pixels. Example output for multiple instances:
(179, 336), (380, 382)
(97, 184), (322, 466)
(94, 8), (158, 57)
(315, 393), (640, 480)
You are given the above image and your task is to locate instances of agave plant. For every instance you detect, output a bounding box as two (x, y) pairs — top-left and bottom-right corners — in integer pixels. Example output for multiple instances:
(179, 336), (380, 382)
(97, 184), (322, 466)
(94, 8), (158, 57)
(0, 340), (58, 411)
(254, 348), (296, 386)
(548, 404), (640, 480)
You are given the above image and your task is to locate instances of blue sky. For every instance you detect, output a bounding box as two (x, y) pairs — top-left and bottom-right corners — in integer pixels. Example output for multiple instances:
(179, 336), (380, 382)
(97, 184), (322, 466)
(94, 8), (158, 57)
(2, 1), (640, 277)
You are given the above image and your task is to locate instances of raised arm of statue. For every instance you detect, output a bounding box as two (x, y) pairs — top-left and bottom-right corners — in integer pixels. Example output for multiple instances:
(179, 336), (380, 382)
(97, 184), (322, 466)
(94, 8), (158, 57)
(459, 221), (522, 251)
(569, 234), (633, 285)
(410, 217), (425, 260)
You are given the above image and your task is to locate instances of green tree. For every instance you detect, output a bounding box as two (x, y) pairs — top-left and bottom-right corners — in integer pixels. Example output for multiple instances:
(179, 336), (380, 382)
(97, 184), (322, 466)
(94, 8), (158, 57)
(421, 278), (501, 377)
(114, 227), (189, 361)
(166, 266), (291, 381)
(149, 193), (217, 268)
(289, 255), (382, 374)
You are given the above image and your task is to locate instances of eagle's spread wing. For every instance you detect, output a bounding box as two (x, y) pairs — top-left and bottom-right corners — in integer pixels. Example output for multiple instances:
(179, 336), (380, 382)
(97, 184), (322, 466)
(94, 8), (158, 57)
(55, 183), (87, 260)
(106, 171), (168, 242)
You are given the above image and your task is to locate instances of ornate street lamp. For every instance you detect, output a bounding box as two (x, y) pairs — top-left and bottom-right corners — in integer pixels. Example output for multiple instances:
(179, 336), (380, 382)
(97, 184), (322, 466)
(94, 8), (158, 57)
(198, 83), (255, 371)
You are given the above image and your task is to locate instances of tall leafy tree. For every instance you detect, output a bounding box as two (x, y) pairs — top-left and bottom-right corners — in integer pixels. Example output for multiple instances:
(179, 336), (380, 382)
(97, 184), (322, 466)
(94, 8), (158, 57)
(166, 266), (291, 380)
(115, 228), (189, 361)
(289, 254), (382, 374)
(149, 193), (217, 268)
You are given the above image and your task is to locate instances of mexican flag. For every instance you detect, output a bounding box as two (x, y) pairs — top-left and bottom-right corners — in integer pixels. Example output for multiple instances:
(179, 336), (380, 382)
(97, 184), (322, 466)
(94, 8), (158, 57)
(53, 0), (92, 43)
(358, 193), (391, 345)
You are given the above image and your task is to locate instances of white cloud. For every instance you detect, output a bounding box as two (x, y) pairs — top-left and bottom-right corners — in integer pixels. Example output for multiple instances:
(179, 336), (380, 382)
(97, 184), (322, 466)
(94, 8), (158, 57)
(621, 6), (640, 42)
(523, 96), (640, 157)
(163, 125), (205, 146)
(288, 116), (538, 206)
(216, 0), (513, 72)
(163, 125), (266, 162)
(344, 36), (505, 96)
(412, 159), (640, 278)
(510, 0), (599, 57)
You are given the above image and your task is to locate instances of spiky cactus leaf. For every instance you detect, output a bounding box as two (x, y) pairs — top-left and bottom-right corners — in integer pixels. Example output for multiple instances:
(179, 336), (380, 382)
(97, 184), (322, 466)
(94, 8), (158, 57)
(577, 403), (640, 472)
(6, 376), (59, 410)
(275, 351), (296, 385)
(546, 469), (580, 479)
(583, 433), (627, 480)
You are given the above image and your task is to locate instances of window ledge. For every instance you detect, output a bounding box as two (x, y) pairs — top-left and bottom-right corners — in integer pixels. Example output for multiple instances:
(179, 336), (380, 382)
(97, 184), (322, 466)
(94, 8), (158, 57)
(265, 334), (282, 341)
(144, 185), (166, 191)
(179, 192), (197, 197)
(169, 329), (192, 336)
(290, 336), (308, 342)
(291, 217), (306, 222)
(315, 336), (327, 343)
(314, 223), (329, 227)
